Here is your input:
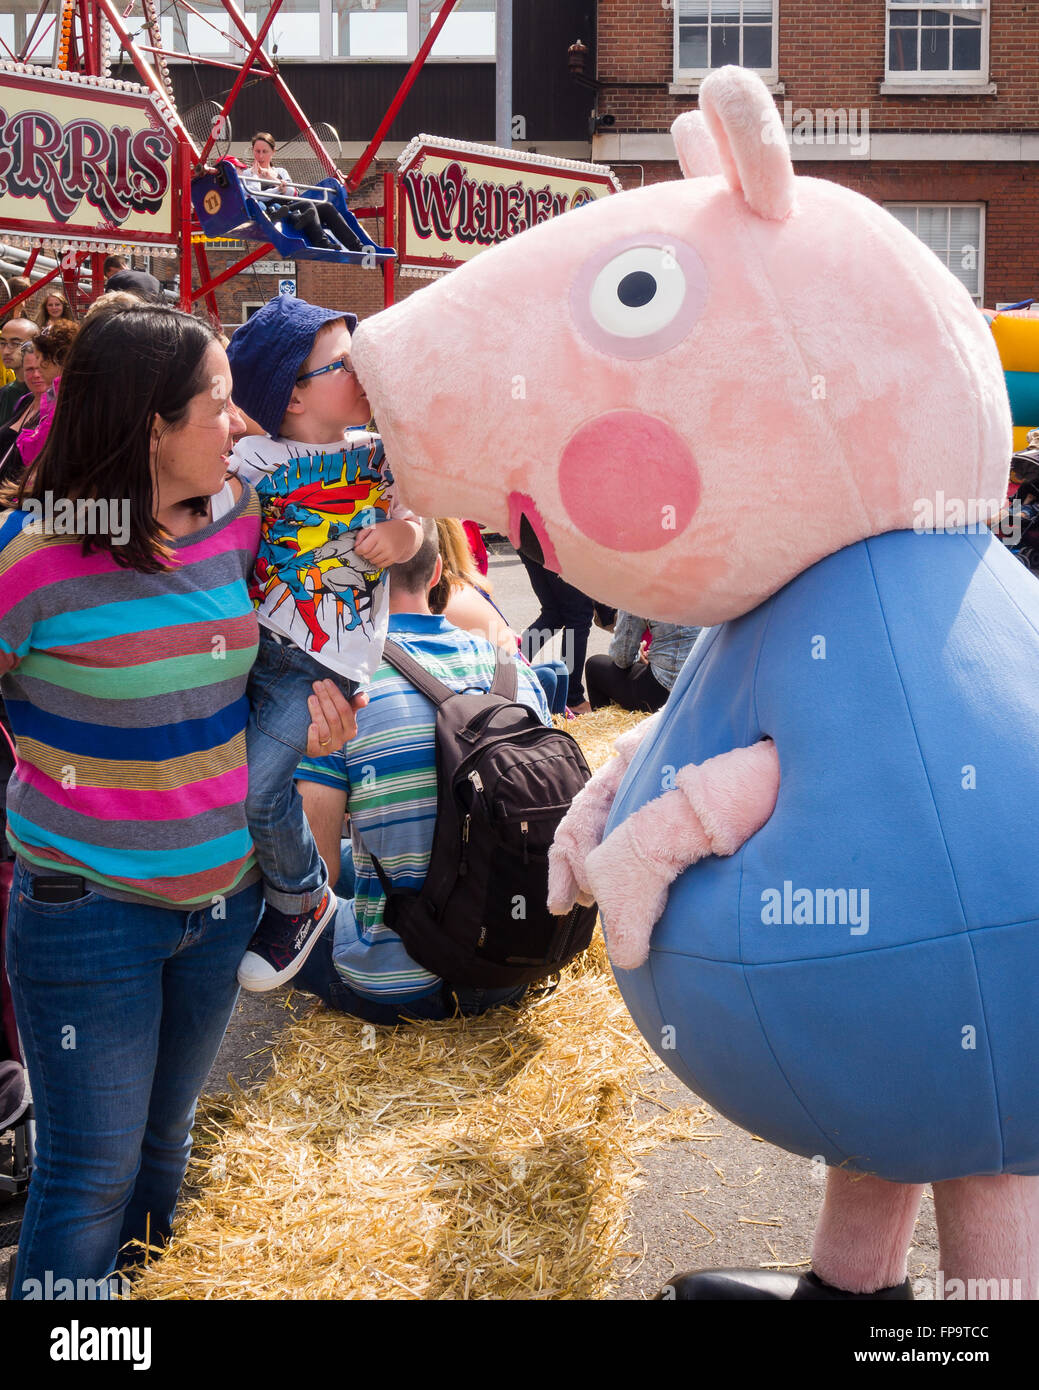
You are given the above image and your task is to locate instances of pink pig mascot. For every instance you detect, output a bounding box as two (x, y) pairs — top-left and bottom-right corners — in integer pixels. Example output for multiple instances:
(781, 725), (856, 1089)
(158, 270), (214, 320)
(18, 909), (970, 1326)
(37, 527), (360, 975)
(352, 66), (1039, 1300)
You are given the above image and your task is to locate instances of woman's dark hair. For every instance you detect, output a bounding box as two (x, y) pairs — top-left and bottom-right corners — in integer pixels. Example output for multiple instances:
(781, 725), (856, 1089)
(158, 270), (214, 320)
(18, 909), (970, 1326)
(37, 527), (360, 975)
(251, 131), (276, 150)
(34, 319), (79, 369)
(18, 302), (217, 573)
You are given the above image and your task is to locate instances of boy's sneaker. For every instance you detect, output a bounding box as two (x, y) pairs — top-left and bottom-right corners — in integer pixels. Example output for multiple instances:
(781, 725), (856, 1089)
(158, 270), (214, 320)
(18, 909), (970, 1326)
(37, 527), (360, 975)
(237, 890), (337, 992)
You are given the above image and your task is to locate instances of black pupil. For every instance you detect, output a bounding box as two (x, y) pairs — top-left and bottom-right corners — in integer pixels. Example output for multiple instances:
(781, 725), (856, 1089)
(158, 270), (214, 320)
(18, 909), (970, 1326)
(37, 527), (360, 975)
(617, 271), (657, 308)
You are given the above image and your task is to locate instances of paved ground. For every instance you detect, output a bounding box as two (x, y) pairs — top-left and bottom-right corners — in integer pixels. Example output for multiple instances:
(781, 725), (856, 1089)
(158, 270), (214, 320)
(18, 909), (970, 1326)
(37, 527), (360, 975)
(0, 543), (941, 1299)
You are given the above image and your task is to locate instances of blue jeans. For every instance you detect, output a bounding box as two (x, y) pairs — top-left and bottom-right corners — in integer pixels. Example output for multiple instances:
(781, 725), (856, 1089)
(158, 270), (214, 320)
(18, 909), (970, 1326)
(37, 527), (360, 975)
(532, 659), (570, 714)
(246, 628), (359, 914)
(294, 842), (528, 1023)
(5, 863), (262, 1298)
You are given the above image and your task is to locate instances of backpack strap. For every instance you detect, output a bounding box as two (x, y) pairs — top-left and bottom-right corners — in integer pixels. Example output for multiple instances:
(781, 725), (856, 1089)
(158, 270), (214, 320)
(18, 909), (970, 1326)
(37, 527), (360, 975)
(368, 851), (394, 899)
(383, 638), (519, 705)
(382, 639), (455, 706)
(490, 646), (518, 700)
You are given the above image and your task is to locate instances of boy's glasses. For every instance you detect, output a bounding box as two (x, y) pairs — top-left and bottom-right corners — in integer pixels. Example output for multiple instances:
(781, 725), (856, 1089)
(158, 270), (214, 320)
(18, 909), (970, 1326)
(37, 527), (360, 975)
(296, 356), (357, 384)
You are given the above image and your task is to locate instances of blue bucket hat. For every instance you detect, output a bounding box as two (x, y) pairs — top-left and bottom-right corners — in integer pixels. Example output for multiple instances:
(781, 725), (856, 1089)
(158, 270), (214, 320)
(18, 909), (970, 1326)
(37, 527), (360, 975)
(226, 296), (359, 436)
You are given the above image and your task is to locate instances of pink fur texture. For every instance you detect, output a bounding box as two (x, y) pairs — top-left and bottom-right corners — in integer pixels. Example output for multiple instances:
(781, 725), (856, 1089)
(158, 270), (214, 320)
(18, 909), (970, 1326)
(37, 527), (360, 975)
(671, 111), (723, 181)
(352, 66), (1010, 630)
(814, 1170), (1039, 1298)
(933, 1175), (1039, 1297)
(584, 740), (780, 970)
(698, 66), (795, 222)
(547, 711), (663, 914)
(813, 1170), (924, 1294)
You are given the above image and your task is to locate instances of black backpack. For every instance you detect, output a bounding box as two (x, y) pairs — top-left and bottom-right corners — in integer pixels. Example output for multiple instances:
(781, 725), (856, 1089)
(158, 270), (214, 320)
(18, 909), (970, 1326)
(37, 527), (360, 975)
(369, 640), (598, 989)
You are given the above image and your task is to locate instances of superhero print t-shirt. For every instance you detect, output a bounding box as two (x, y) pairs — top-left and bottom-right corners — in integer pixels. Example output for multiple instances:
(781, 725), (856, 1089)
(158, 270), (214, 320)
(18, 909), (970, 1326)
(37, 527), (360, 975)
(230, 431), (417, 683)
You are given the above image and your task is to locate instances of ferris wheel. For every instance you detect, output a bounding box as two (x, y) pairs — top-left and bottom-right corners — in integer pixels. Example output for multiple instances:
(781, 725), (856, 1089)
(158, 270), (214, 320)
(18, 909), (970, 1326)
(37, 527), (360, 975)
(0, 0), (464, 321)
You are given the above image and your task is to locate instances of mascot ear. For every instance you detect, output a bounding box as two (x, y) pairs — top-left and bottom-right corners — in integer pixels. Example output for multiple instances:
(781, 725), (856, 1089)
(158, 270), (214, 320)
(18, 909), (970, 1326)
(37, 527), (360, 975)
(671, 111), (723, 180)
(697, 65), (795, 222)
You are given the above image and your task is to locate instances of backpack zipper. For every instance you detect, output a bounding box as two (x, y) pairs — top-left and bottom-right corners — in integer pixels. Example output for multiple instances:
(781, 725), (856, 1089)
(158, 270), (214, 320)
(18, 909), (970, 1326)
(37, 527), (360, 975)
(459, 813), (471, 877)
(520, 821), (529, 866)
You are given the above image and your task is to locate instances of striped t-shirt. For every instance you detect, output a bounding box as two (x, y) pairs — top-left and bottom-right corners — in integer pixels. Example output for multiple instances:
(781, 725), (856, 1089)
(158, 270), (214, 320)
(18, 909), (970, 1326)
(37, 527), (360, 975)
(0, 485), (262, 906)
(297, 613), (551, 1001)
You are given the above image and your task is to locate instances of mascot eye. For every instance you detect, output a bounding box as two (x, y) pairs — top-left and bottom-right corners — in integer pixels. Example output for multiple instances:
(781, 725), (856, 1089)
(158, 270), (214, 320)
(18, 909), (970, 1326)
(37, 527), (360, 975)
(572, 236), (708, 360)
(589, 248), (686, 339)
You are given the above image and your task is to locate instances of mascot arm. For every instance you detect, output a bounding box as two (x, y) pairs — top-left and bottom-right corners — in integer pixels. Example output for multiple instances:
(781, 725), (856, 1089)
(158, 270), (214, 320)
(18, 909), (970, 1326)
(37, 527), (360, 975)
(584, 739), (781, 970)
(547, 710), (665, 914)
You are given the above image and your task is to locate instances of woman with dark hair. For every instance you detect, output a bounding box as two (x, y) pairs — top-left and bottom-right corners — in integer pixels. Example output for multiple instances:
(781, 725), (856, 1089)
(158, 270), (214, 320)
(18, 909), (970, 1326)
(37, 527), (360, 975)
(245, 131), (363, 254)
(0, 301), (363, 1299)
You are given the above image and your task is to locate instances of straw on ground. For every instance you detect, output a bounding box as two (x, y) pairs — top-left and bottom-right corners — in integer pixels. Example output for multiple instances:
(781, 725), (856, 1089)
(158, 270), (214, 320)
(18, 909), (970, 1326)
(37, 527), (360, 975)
(130, 707), (712, 1300)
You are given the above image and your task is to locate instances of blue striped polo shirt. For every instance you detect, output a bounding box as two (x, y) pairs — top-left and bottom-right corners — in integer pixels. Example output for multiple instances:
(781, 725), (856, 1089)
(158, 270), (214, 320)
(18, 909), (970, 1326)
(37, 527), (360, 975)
(296, 613), (551, 1001)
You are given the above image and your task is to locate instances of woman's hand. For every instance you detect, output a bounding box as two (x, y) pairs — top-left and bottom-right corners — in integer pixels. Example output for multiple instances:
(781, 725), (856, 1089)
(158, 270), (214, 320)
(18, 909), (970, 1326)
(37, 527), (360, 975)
(306, 679), (368, 757)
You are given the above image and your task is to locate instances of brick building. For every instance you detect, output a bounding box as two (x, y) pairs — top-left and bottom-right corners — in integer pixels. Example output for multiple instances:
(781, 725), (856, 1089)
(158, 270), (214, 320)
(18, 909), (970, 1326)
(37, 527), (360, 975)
(590, 0), (1039, 307)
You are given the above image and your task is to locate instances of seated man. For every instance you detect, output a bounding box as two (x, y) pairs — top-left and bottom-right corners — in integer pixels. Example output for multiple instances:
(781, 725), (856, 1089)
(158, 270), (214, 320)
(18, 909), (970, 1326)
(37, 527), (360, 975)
(293, 519), (552, 1024)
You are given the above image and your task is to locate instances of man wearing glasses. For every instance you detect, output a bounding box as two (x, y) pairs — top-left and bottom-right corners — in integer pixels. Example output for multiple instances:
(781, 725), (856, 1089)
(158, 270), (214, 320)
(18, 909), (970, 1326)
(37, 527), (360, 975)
(0, 320), (39, 428)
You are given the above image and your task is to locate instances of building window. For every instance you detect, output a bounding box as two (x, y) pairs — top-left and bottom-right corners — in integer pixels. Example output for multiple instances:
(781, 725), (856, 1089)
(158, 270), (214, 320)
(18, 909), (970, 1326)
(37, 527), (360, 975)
(675, 0), (777, 81)
(160, 0), (496, 62)
(886, 2), (988, 84)
(885, 204), (984, 304)
(240, 302), (266, 322)
(2, 0), (57, 61)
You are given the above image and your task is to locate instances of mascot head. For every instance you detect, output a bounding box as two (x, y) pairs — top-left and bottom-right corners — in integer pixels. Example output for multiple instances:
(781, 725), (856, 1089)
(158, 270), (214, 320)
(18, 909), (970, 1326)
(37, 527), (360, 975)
(353, 66), (1010, 624)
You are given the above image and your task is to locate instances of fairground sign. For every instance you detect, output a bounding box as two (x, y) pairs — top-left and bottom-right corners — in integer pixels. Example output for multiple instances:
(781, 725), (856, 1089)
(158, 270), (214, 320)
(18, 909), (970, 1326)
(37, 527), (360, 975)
(396, 135), (621, 276)
(0, 61), (181, 256)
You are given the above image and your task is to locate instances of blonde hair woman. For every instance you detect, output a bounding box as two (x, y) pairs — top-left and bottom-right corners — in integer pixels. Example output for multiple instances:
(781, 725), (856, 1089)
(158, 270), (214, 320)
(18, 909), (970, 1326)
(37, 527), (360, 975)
(428, 518), (571, 714)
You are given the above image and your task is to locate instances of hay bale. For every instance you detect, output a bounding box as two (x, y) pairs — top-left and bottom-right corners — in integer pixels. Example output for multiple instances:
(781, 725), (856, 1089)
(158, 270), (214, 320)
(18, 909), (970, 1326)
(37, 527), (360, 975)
(130, 706), (707, 1300)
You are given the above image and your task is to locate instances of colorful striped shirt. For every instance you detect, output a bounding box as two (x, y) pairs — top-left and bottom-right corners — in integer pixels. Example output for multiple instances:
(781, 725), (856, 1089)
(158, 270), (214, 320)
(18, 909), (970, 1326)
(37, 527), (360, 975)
(0, 485), (262, 906)
(297, 613), (551, 1001)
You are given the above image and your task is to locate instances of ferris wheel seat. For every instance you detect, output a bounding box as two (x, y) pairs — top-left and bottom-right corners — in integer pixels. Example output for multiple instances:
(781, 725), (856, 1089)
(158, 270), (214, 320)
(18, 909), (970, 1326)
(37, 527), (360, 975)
(191, 163), (395, 266)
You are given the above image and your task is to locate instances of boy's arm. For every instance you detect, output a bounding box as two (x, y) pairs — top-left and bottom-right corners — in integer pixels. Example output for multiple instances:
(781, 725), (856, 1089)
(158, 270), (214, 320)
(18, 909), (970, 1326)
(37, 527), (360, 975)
(353, 516), (423, 568)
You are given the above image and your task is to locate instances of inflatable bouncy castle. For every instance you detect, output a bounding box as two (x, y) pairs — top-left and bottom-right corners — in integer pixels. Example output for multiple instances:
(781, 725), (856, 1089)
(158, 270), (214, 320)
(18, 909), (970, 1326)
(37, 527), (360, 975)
(986, 306), (1039, 455)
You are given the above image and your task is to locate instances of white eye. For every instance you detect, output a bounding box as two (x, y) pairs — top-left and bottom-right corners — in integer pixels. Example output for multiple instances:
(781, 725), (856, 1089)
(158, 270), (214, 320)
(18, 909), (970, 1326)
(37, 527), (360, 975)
(588, 246), (687, 339)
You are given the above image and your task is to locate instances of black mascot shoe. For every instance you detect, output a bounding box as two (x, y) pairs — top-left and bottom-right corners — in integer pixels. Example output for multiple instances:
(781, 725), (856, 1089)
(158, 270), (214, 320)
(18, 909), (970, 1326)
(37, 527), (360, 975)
(656, 1268), (914, 1300)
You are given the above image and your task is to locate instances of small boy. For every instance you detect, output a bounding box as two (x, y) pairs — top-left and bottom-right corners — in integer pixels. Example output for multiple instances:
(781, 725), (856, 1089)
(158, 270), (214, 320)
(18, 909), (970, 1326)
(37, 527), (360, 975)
(227, 296), (423, 990)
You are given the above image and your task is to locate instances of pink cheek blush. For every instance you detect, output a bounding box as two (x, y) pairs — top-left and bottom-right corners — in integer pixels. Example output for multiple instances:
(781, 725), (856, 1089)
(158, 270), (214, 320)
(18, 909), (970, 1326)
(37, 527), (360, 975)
(559, 411), (700, 552)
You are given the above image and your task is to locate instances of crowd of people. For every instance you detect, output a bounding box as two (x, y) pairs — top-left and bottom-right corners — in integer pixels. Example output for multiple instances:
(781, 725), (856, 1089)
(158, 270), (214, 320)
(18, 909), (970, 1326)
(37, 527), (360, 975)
(0, 280), (703, 1299)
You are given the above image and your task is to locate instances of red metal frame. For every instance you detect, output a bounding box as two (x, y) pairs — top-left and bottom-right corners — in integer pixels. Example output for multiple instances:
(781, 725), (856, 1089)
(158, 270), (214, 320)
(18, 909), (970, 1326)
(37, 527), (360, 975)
(346, 0), (460, 193)
(4, 0), (457, 319)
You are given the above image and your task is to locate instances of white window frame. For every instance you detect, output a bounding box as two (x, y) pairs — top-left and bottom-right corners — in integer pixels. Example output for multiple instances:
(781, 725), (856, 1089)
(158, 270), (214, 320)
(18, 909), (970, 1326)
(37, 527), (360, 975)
(672, 1), (780, 91)
(882, 1), (992, 92)
(166, 1), (496, 64)
(883, 201), (985, 305)
(239, 301), (266, 322)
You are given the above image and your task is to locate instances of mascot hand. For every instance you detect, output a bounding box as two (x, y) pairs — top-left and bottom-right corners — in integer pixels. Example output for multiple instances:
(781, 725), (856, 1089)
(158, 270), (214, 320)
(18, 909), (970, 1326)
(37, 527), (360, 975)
(548, 779), (616, 912)
(586, 739), (781, 969)
(547, 710), (667, 914)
